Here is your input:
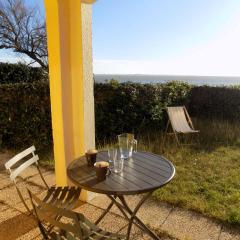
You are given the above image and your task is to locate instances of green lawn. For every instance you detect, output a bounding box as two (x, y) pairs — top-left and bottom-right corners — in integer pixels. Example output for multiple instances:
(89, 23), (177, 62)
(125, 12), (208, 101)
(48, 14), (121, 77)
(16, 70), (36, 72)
(41, 118), (240, 226)
(137, 120), (240, 226)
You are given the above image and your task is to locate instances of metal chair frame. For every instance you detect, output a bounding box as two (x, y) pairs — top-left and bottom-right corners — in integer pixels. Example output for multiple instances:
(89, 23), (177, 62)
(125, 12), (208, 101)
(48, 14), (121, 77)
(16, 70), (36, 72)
(5, 146), (81, 214)
(28, 190), (124, 240)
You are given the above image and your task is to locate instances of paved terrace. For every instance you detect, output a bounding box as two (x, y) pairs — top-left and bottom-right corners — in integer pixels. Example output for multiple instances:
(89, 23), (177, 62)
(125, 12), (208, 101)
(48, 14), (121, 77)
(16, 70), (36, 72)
(0, 151), (239, 240)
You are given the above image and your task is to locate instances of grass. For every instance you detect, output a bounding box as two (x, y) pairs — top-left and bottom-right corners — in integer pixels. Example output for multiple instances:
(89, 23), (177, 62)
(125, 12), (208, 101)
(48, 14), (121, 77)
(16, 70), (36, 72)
(136, 118), (240, 226)
(37, 147), (55, 169)
(38, 118), (240, 226)
(153, 145), (240, 225)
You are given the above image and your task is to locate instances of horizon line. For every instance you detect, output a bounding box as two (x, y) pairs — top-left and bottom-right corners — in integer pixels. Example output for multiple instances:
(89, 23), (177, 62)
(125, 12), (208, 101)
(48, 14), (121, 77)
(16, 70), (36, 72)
(94, 73), (240, 77)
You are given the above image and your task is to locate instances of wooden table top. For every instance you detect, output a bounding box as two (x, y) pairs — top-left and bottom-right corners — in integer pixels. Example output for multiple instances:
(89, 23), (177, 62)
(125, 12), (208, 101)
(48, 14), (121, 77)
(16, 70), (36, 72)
(67, 151), (175, 196)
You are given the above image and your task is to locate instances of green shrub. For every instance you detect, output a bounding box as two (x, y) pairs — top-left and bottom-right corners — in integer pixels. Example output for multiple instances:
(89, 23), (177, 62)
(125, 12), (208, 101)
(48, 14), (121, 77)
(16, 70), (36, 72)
(188, 86), (240, 121)
(0, 80), (52, 150)
(0, 62), (46, 84)
(94, 81), (191, 142)
(1, 78), (240, 149)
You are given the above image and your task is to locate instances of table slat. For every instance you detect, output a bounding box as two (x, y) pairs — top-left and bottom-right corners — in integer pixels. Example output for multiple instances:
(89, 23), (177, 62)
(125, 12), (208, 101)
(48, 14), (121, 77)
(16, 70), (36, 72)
(67, 151), (175, 195)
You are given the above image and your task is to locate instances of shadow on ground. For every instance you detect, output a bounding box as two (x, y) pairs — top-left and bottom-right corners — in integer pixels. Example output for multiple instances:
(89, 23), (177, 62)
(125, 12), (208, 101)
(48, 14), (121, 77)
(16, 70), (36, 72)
(0, 213), (37, 240)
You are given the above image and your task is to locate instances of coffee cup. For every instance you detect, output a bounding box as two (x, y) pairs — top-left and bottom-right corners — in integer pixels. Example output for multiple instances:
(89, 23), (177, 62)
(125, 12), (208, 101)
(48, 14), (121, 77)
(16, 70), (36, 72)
(94, 161), (109, 181)
(85, 149), (98, 166)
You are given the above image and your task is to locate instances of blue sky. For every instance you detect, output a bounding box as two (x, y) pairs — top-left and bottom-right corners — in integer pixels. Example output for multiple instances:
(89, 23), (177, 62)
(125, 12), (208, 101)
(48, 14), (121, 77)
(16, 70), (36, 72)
(1, 0), (240, 76)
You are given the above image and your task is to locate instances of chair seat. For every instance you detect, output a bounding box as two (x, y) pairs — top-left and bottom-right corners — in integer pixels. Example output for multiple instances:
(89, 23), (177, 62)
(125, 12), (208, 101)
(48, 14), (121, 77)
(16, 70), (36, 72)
(28, 190), (125, 240)
(42, 186), (81, 210)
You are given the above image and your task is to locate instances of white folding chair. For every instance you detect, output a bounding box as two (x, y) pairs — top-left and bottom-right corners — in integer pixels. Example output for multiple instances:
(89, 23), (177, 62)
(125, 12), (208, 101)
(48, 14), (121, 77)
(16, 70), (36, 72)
(5, 146), (81, 214)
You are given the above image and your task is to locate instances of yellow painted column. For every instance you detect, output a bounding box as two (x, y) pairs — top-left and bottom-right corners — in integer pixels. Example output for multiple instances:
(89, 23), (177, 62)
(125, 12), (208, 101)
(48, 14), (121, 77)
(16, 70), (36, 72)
(44, 0), (95, 188)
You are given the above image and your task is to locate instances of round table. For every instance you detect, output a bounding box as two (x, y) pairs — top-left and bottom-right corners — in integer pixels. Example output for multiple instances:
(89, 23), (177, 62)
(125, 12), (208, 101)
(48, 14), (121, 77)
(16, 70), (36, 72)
(67, 151), (175, 240)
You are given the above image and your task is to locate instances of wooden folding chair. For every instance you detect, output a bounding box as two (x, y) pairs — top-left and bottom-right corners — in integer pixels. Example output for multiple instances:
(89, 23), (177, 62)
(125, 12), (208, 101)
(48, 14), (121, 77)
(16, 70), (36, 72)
(5, 146), (81, 214)
(28, 189), (124, 240)
(164, 106), (199, 145)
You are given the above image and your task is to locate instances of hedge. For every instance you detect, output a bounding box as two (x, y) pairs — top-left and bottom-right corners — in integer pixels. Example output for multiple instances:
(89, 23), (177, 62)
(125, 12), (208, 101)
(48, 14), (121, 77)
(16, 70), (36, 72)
(1, 80), (240, 149)
(188, 86), (240, 120)
(94, 81), (191, 141)
(0, 80), (52, 149)
(0, 62), (46, 84)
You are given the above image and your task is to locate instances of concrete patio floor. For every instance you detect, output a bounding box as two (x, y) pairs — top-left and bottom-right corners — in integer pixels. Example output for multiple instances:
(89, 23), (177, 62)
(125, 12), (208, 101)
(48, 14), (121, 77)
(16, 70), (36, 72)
(0, 150), (239, 240)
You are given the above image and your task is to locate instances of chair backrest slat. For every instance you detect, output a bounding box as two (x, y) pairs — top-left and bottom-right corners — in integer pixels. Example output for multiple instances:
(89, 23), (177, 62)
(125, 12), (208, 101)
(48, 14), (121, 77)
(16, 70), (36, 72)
(4, 146), (51, 215)
(10, 155), (39, 181)
(5, 145), (36, 170)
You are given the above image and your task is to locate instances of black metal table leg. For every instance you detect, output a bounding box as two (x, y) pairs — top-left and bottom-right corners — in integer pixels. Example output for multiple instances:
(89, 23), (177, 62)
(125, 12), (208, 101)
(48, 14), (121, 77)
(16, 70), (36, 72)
(118, 195), (156, 231)
(107, 195), (148, 234)
(67, 151), (175, 240)
(97, 192), (160, 240)
(108, 195), (130, 221)
(94, 197), (115, 224)
(118, 192), (160, 240)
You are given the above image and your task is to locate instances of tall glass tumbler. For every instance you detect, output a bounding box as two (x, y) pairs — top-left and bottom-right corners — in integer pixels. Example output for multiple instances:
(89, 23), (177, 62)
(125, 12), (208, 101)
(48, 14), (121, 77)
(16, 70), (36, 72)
(108, 148), (117, 170)
(113, 154), (124, 173)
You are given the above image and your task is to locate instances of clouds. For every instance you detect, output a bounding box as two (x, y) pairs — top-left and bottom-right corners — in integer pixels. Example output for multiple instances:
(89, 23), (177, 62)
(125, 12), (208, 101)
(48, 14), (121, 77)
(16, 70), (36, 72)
(0, 50), (39, 66)
(1, 9), (240, 77)
(93, 17), (240, 76)
(0, 57), (19, 63)
(93, 10), (240, 76)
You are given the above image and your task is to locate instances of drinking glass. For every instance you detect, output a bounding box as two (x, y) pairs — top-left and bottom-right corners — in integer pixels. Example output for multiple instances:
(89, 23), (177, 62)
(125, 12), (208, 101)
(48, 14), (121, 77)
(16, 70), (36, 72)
(113, 155), (124, 173)
(108, 148), (117, 170)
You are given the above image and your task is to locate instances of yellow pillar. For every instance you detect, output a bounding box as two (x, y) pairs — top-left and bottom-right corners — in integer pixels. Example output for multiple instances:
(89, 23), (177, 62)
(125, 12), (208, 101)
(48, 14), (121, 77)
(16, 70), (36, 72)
(44, 0), (95, 187)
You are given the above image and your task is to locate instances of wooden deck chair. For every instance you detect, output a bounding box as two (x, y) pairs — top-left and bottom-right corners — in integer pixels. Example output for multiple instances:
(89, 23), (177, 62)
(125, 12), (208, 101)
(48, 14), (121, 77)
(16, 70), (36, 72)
(165, 106), (199, 145)
(5, 146), (81, 214)
(28, 189), (125, 240)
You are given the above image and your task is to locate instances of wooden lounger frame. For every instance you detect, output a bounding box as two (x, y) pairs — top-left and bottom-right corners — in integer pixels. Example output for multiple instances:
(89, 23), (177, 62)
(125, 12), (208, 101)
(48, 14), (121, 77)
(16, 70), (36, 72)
(164, 106), (199, 145)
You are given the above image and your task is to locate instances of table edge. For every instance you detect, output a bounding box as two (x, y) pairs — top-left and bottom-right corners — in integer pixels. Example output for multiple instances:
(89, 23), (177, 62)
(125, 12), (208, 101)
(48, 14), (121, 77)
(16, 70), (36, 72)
(67, 151), (176, 195)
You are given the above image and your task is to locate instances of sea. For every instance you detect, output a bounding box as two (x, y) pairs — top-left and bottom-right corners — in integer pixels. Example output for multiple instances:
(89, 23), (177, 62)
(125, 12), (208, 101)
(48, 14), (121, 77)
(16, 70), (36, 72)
(94, 74), (240, 86)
